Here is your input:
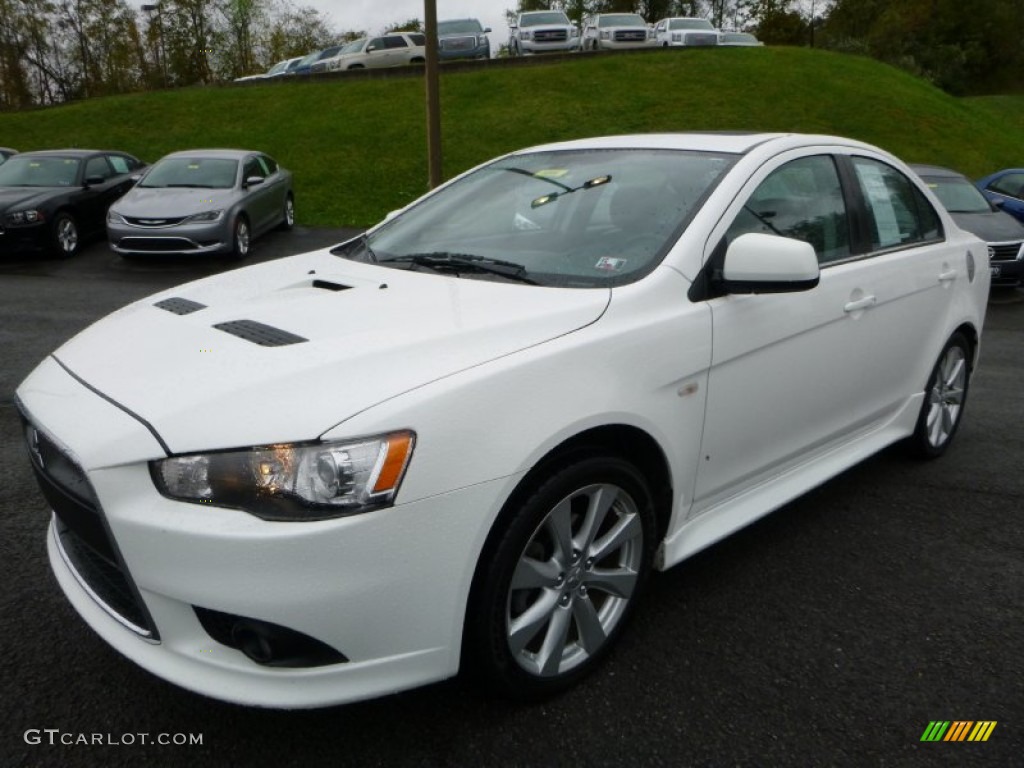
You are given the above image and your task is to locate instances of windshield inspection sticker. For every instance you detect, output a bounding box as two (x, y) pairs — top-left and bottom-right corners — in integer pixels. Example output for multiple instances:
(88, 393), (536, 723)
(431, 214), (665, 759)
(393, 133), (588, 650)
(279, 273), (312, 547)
(594, 257), (626, 272)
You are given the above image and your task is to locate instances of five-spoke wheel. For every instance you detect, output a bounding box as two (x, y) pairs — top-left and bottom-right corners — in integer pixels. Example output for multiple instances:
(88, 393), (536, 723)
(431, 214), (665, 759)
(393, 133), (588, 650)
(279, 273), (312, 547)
(910, 332), (971, 457)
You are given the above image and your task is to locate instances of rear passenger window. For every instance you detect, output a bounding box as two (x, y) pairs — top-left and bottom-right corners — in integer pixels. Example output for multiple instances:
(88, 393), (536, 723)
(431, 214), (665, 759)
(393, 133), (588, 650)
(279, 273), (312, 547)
(108, 155), (130, 174)
(384, 36), (409, 48)
(725, 155), (851, 264)
(852, 157), (941, 250)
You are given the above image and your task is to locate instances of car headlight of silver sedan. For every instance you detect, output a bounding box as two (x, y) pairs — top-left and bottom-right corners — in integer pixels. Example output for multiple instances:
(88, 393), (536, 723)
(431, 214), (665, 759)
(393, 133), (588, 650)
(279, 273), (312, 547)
(185, 210), (224, 223)
(107, 209), (125, 224)
(151, 431), (415, 520)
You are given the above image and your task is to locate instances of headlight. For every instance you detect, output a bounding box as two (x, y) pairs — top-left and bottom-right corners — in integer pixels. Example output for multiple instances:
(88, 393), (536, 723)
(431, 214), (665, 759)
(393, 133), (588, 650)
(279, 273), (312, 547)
(600, 31), (610, 40)
(521, 31), (531, 40)
(107, 209), (125, 225)
(5, 209), (44, 225)
(186, 209), (224, 223)
(151, 431), (415, 521)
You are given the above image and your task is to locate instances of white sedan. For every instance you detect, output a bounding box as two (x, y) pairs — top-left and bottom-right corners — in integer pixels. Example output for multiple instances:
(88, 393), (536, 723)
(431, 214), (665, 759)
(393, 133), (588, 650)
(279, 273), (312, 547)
(17, 133), (989, 707)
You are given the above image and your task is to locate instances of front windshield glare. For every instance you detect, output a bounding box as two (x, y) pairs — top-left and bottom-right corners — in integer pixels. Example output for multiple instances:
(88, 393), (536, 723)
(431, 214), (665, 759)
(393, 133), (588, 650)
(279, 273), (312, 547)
(0, 156), (80, 187)
(140, 158), (238, 189)
(337, 148), (733, 288)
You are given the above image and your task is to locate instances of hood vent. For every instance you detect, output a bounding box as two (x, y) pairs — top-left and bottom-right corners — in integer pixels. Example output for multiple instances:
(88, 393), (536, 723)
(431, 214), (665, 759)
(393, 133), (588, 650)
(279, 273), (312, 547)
(213, 320), (308, 347)
(312, 279), (350, 292)
(154, 297), (207, 315)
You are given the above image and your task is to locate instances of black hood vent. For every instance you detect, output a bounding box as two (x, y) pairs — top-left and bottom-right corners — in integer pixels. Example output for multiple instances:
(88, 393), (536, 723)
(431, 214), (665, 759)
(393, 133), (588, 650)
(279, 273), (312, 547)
(213, 319), (308, 347)
(154, 297), (207, 315)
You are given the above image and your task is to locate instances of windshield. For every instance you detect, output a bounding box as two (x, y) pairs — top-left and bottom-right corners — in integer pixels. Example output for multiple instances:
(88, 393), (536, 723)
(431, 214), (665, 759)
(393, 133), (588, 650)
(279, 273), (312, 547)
(140, 157), (238, 189)
(439, 20), (483, 34)
(670, 19), (714, 30)
(924, 176), (992, 214)
(521, 12), (569, 26)
(0, 156), (80, 187)
(599, 14), (646, 27)
(334, 148), (734, 288)
(339, 39), (366, 54)
(266, 60), (288, 75)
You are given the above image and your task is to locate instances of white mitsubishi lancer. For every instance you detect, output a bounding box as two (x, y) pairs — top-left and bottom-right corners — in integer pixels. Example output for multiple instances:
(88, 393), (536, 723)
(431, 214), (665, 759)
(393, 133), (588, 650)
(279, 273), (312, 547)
(16, 133), (989, 708)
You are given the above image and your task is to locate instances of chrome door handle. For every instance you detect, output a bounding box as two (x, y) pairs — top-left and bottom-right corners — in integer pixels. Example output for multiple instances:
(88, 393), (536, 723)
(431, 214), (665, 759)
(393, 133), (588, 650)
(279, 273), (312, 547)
(939, 269), (958, 283)
(844, 295), (877, 313)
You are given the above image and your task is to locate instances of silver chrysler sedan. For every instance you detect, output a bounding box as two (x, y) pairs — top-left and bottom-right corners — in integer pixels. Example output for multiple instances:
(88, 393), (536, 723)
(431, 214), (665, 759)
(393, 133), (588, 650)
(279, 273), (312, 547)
(106, 149), (294, 259)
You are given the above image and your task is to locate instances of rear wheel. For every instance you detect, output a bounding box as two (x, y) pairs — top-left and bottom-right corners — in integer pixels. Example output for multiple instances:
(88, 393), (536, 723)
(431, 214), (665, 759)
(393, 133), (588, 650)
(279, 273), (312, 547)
(278, 193), (295, 231)
(908, 332), (971, 458)
(465, 453), (655, 700)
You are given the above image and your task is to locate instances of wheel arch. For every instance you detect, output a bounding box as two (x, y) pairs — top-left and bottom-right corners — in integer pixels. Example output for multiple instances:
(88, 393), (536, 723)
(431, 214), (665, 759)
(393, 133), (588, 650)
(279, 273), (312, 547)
(954, 321), (980, 370)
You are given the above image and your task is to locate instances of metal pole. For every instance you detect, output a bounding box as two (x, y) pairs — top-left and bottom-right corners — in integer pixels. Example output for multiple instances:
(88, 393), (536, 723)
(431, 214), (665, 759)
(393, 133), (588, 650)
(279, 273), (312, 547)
(424, 0), (442, 189)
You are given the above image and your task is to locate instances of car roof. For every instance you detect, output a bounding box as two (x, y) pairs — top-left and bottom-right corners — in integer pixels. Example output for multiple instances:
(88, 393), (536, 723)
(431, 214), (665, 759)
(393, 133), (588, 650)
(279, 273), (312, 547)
(14, 149), (116, 158)
(909, 163), (968, 179)
(160, 149), (257, 160)
(520, 132), (880, 157)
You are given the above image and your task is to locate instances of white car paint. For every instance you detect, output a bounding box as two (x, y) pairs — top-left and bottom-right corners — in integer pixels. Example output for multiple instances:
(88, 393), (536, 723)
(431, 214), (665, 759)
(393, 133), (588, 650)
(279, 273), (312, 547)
(17, 133), (989, 707)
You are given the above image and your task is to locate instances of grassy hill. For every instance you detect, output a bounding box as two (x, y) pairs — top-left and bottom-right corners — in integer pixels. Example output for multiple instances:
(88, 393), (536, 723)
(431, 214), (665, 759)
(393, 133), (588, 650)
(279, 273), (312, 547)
(1, 47), (1022, 227)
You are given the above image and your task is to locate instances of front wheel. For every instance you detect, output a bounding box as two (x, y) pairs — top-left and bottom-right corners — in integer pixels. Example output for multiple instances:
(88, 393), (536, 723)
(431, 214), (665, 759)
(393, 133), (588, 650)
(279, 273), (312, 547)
(229, 215), (251, 259)
(465, 453), (656, 700)
(278, 193), (295, 231)
(908, 332), (971, 458)
(52, 212), (79, 257)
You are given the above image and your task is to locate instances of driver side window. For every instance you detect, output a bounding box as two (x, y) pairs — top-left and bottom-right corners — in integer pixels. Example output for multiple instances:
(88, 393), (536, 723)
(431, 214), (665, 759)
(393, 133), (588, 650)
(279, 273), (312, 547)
(725, 155), (851, 264)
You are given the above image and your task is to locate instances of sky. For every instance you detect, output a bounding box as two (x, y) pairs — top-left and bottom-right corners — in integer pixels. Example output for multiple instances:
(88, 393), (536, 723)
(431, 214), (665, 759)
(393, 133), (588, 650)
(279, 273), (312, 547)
(306, 0), (515, 52)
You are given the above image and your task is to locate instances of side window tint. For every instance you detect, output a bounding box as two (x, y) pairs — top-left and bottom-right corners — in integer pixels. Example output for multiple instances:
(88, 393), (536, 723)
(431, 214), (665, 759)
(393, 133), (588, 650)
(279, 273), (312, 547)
(384, 36), (408, 49)
(852, 157), (941, 250)
(243, 159), (265, 180)
(988, 173), (1024, 199)
(725, 155), (851, 264)
(259, 155), (277, 175)
(368, 37), (385, 50)
(408, 33), (426, 46)
(85, 156), (112, 180)
(108, 155), (130, 174)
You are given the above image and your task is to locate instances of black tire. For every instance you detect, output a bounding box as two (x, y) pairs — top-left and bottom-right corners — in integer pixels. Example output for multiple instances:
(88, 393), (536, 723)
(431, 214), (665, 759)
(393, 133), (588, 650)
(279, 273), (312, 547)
(51, 211), (80, 258)
(907, 331), (971, 458)
(464, 452), (656, 700)
(229, 215), (251, 260)
(278, 193), (295, 231)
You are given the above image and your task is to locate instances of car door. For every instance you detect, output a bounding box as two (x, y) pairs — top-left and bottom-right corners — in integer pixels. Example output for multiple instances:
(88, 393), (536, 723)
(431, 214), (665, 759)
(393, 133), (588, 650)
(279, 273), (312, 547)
(689, 149), (954, 516)
(241, 155), (274, 233)
(255, 154), (287, 232)
(76, 155), (124, 236)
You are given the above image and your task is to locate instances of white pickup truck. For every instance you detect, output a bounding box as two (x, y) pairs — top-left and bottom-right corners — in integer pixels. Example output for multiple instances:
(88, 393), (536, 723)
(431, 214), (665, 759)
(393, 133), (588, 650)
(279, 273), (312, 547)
(509, 10), (580, 55)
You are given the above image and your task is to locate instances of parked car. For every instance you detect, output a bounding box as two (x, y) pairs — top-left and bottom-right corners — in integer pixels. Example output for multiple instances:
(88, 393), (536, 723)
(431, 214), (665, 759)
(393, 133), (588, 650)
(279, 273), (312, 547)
(292, 45), (345, 75)
(718, 31), (764, 46)
(438, 18), (491, 60)
(0, 147), (16, 164)
(976, 168), (1024, 225)
(582, 13), (657, 51)
(509, 10), (580, 56)
(17, 133), (989, 708)
(321, 33), (427, 72)
(233, 57), (303, 83)
(106, 149), (293, 259)
(654, 17), (720, 47)
(912, 164), (1024, 287)
(0, 149), (144, 257)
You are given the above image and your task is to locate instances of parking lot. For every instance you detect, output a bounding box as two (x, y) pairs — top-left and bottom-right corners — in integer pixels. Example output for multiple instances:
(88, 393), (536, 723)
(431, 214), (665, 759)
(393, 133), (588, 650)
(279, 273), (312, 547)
(1, 233), (1021, 766)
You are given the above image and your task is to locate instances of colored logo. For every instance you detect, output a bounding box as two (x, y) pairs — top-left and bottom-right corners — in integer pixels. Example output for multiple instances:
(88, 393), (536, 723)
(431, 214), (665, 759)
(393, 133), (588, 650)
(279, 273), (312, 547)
(920, 721), (997, 742)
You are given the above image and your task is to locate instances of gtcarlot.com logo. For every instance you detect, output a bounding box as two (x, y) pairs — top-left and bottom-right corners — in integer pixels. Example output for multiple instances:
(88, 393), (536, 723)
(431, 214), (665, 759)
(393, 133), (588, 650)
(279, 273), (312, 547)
(24, 729), (203, 746)
(920, 721), (997, 742)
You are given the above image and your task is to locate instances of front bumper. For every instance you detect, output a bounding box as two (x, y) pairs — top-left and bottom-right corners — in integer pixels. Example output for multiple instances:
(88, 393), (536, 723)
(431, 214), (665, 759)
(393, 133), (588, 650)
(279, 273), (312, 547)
(989, 241), (1023, 286)
(18, 357), (510, 708)
(0, 221), (49, 254)
(107, 219), (230, 256)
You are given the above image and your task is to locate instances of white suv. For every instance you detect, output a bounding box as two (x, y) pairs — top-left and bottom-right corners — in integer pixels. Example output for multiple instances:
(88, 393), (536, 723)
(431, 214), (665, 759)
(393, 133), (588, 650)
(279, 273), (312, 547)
(323, 33), (427, 71)
(582, 13), (656, 51)
(509, 10), (580, 56)
(654, 17), (721, 47)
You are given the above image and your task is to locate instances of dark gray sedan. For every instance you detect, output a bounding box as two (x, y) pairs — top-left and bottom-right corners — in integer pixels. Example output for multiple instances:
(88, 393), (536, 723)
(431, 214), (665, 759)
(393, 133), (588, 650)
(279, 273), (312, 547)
(107, 149), (293, 259)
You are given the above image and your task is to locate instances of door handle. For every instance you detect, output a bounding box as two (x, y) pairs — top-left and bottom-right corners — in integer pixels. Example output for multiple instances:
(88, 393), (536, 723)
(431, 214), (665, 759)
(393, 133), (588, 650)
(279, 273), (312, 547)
(938, 269), (958, 283)
(843, 295), (876, 313)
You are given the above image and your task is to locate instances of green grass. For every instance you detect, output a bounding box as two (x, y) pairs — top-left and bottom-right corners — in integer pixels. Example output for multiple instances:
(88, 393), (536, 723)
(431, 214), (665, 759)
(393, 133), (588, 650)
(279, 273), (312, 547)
(2, 47), (1023, 227)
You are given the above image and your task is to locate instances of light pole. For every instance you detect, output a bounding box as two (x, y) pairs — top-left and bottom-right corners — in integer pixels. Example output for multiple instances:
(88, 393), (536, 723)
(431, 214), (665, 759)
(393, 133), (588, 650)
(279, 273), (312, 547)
(141, 3), (167, 86)
(424, 0), (441, 189)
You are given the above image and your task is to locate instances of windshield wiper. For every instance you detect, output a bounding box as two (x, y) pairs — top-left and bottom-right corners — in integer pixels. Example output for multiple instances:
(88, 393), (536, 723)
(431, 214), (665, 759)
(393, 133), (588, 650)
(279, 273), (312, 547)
(380, 252), (538, 284)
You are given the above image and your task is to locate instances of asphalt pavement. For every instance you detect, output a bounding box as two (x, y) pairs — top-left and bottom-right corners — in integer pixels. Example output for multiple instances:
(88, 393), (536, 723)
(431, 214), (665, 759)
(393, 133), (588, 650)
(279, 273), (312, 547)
(1, 232), (1021, 767)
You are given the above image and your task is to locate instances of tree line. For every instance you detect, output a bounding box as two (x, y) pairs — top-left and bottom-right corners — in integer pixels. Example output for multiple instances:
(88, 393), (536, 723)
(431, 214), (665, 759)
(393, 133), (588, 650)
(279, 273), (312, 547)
(2, 0), (1022, 110)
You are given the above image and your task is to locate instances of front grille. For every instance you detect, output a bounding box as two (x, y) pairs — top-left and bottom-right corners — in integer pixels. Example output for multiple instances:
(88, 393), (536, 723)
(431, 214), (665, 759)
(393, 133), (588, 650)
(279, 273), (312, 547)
(21, 414), (158, 639)
(534, 29), (568, 42)
(440, 36), (475, 50)
(685, 32), (719, 46)
(614, 30), (648, 42)
(124, 216), (187, 227)
(989, 241), (1023, 262)
(118, 237), (199, 252)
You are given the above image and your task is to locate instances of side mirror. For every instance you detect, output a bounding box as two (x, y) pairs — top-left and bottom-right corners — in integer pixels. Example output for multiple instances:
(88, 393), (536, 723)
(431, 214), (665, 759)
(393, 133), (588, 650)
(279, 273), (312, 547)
(244, 175), (265, 188)
(367, 44), (378, 52)
(720, 233), (819, 293)
(990, 198), (1005, 210)
(85, 175), (105, 186)
(483, 27), (492, 33)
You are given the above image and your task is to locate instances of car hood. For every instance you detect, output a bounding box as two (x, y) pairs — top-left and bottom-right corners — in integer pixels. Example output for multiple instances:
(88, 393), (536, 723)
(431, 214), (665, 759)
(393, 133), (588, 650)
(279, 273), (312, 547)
(949, 210), (1024, 242)
(113, 187), (240, 218)
(0, 186), (62, 212)
(53, 248), (610, 454)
